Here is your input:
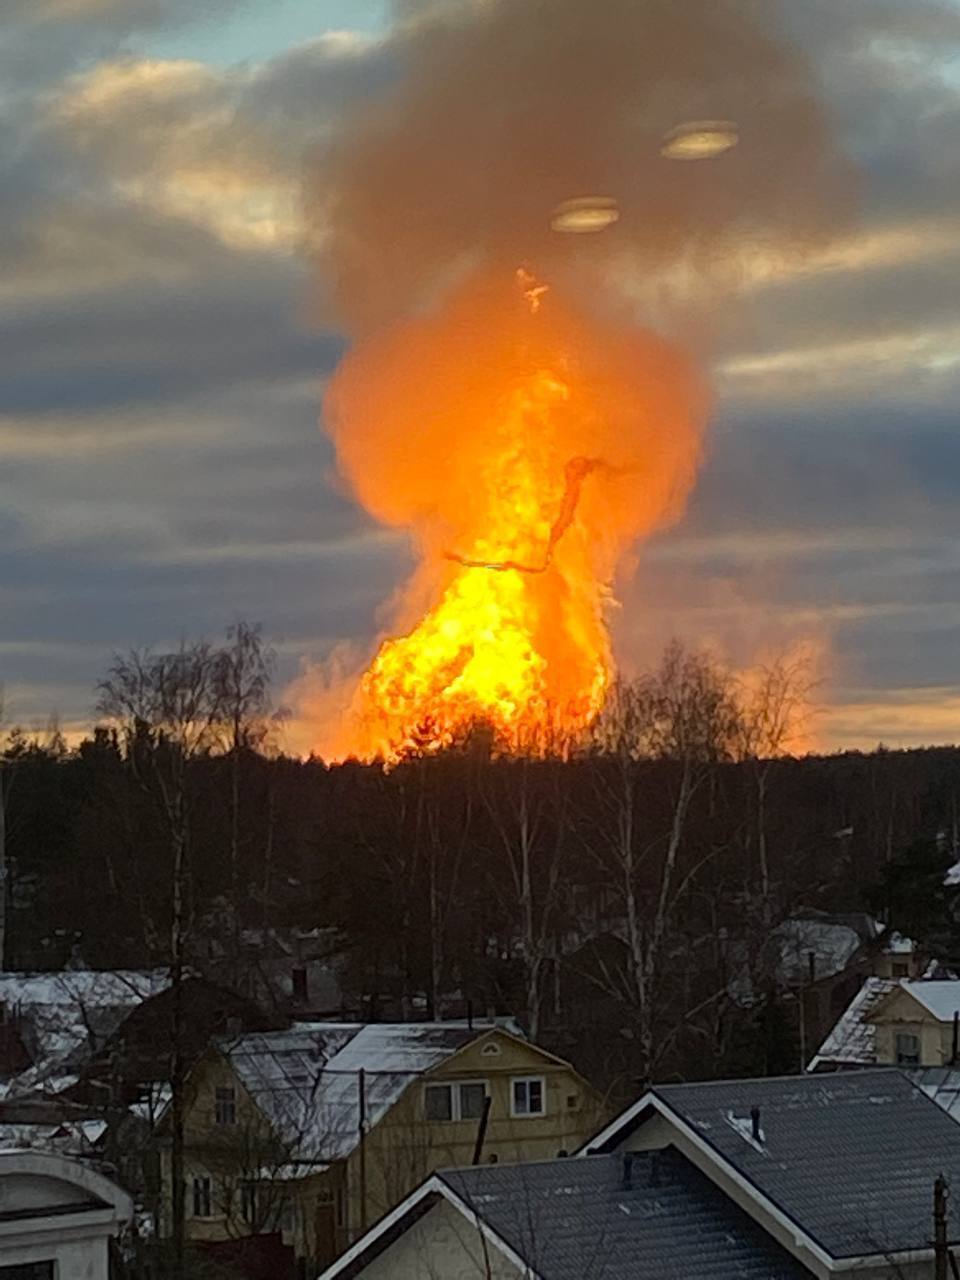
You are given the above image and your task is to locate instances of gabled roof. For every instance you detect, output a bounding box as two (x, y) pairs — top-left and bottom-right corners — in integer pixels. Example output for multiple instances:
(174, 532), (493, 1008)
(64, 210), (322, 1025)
(891, 979), (960, 1021)
(587, 1069), (960, 1263)
(220, 1021), (520, 1162)
(321, 1149), (814, 1280)
(807, 976), (894, 1069)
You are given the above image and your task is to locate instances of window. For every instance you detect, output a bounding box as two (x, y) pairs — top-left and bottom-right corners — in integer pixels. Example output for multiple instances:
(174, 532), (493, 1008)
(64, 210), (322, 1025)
(892, 962), (909, 979)
(511, 1076), (546, 1117)
(424, 1080), (488, 1121)
(0, 1266), (55, 1280)
(896, 1031), (920, 1066)
(214, 1085), (236, 1126)
(192, 1176), (213, 1218)
(240, 1180), (258, 1225)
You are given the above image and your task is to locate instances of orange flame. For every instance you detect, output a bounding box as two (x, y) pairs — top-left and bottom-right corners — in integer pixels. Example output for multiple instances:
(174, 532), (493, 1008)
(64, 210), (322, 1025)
(321, 269), (709, 761)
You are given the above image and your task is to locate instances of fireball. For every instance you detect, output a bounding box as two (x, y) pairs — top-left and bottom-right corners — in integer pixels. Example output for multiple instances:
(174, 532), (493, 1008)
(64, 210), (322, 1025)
(321, 269), (708, 762)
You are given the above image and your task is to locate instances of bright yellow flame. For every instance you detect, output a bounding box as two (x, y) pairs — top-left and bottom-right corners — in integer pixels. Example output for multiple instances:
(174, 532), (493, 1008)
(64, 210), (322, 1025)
(661, 120), (739, 161)
(319, 268), (708, 763)
(551, 196), (621, 233)
(348, 366), (611, 759)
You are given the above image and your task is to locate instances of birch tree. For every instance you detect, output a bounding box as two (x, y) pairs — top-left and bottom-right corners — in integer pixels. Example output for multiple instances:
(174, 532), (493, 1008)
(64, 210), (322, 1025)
(97, 641), (224, 1280)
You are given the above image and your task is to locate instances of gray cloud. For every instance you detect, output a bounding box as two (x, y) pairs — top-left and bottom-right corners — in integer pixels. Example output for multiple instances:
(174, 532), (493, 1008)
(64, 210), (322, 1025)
(1, 1), (960, 749)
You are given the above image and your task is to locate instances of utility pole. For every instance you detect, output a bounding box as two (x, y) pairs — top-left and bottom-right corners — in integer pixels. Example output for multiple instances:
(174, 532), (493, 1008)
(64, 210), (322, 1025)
(935, 1173), (949, 1280)
(358, 1069), (367, 1235)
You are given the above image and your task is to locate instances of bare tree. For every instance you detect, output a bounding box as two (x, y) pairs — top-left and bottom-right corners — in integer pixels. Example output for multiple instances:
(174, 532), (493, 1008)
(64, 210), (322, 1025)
(733, 649), (816, 919)
(584, 643), (741, 1078)
(97, 641), (224, 1280)
(483, 758), (569, 1041)
(211, 622), (276, 984)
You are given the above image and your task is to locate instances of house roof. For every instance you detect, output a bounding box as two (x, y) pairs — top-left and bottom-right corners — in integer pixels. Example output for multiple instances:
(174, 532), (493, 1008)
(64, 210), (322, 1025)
(436, 1150), (814, 1280)
(322, 1148), (814, 1280)
(220, 1021), (518, 1162)
(728, 913), (867, 1007)
(0, 969), (172, 1096)
(908, 1066), (960, 1122)
(807, 976), (894, 1069)
(773, 917), (863, 986)
(894, 979), (960, 1021)
(589, 1069), (960, 1261)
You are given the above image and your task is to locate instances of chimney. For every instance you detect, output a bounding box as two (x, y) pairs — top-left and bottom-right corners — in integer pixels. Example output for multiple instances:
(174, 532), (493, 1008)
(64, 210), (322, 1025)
(621, 1152), (635, 1190)
(751, 1106), (763, 1143)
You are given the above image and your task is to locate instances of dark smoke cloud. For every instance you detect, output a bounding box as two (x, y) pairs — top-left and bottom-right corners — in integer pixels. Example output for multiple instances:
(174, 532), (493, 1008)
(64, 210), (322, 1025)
(313, 0), (855, 333)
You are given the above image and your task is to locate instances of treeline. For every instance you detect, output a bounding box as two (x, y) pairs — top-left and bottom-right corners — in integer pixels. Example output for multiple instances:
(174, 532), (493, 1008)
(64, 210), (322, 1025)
(3, 627), (960, 1092)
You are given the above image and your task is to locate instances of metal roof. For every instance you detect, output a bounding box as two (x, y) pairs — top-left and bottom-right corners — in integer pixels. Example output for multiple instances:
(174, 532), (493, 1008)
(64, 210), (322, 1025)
(646, 1069), (960, 1260)
(221, 1021), (501, 1162)
(437, 1149), (813, 1279)
(807, 976), (894, 1069)
(897, 979), (960, 1021)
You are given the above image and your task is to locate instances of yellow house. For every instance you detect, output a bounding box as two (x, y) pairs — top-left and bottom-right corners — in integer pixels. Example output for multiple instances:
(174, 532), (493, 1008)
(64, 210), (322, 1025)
(159, 1020), (606, 1273)
(867, 980), (960, 1067)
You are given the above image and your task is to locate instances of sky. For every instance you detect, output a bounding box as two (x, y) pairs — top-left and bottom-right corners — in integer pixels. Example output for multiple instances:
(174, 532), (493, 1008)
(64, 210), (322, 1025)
(1, 0), (960, 753)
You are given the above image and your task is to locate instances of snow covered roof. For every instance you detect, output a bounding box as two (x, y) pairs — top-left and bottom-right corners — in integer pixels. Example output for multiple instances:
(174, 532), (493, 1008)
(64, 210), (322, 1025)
(0, 969), (171, 1095)
(897, 980), (960, 1021)
(774, 919), (863, 986)
(807, 977), (895, 1070)
(0, 1118), (106, 1158)
(881, 931), (916, 956)
(729, 915), (866, 1007)
(220, 1021), (513, 1162)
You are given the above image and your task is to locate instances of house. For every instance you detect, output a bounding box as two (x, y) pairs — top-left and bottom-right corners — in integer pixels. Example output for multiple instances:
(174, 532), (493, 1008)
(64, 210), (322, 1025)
(0, 968), (172, 1096)
(811, 977), (960, 1071)
(328, 1069), (960, 1279)
(583, 1068), (960, 1277)
(321, 1148), (815, 1279)
(0, 1147), (132, 1278)
(160, 1020), (606, 1274)
(807, 976), (896, 1070)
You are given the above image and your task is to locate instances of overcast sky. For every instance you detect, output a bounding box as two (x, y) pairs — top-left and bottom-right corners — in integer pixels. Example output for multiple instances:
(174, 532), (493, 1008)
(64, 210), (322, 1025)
(2, 0), (959, 752)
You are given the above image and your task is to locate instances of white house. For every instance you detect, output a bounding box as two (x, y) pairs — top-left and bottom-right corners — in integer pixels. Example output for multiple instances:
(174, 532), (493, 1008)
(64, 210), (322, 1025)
(0, 1148), (132, 1279)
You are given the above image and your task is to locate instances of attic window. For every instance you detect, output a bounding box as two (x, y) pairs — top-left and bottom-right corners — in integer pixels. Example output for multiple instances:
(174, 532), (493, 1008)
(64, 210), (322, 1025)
(481, 1042), (501, 1058)
(215, 1086), (237, 1126)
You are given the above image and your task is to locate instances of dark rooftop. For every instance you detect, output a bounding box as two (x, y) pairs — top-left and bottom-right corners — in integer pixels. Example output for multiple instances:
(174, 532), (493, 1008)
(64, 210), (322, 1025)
(635, 1069), (960, 1261)
(440, 1148), (813, 1280)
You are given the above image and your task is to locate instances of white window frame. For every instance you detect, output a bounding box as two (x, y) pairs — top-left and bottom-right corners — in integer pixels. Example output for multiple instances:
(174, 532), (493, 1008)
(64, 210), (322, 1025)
(510, 1075), (546, 1118)
(424, 1079), (488, 1122)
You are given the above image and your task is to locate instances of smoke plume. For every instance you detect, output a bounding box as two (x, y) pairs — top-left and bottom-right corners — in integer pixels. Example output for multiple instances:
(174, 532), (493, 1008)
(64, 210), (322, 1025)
(314, 0), (852, 334)
(302, 0), (854, 759)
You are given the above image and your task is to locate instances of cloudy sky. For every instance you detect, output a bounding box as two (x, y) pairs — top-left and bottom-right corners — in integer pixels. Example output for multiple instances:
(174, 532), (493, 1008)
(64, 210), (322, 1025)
(2, 0), (959, 753)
